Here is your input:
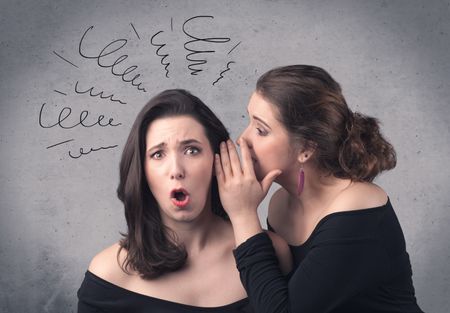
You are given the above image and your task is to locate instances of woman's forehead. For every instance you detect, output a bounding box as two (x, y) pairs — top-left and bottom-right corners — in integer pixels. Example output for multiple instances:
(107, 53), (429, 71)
(146, 115), (208, 147)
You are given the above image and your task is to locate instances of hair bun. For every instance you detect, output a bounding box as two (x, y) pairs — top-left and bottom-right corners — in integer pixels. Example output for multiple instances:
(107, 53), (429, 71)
(339, 112), (396, 181)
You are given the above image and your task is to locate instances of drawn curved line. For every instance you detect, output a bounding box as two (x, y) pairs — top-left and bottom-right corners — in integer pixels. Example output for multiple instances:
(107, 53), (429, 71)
(184, 42), (214, 75)
(150, 31), (170, 78)
(78, 25), (146, 93)
(46, 139), (75, 149)
(182, 15), (231, 76)
(212, 61), (235, 86)
(74, 81), (126, 104)
(68, 144), (118, 159)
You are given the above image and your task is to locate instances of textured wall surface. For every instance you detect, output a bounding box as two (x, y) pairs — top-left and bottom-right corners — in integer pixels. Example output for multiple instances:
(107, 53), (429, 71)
(1, 0), (449, 312)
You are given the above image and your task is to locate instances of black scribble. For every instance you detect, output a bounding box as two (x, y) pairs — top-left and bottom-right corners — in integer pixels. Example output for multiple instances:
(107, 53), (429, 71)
(54, 90), (67, 96)
(150, 31), (171, 78)
(182, 16), (231, 76)
(39, 102), (121, 129)
(74, 81), (126, 104)
(130, 23), (140, 39)
(212, 61), (235, 86)
(78, 26), (147, 93)
(53, 51), (79, 68)
(227, 41), (241, 55)
(69, 144), (118, 159)
(46, 139), (75, 149)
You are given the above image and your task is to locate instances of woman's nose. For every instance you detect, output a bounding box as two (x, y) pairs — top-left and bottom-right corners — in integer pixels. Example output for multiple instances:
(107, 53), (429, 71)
(237, 127), (252, 149)
(170, 171), (185, 179)
(169, 157), (185, 180)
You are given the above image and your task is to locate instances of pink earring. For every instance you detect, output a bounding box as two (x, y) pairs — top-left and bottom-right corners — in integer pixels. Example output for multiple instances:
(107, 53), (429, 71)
(297, 165), (305, 195)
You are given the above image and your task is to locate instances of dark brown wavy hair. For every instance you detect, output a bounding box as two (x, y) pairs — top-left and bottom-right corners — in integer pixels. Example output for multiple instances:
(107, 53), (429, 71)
(117, 89), (230, 279)
(256, 65), (396, 181)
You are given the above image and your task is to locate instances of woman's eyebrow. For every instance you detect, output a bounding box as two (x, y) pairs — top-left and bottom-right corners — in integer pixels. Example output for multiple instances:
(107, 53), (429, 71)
(147, 142), (166, 152)
(253, 116), (271, 130)
(147, 138), (203, 152)
(180, 139), (202, 145)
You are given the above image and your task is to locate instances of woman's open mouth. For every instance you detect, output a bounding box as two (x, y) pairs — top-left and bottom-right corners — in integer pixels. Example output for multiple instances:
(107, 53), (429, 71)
(170, 188), (190, 207)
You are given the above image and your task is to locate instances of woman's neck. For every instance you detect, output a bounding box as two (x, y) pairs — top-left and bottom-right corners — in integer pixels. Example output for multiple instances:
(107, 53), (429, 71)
(164, 209), (224, 256)
(279, 164), (352, 215)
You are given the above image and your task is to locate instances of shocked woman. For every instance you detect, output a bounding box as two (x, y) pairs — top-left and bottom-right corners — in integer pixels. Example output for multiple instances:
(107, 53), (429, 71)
(77, 89), (291, 313)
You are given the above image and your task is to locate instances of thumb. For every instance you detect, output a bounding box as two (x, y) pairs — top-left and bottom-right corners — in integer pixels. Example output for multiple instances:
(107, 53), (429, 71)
(261, 170), (282, 195)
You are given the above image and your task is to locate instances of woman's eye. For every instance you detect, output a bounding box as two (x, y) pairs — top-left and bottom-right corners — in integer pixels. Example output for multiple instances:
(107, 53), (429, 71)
(185, 146), (200, 155)
(150, 151), (164, 159)
(256, 127), (268, 136)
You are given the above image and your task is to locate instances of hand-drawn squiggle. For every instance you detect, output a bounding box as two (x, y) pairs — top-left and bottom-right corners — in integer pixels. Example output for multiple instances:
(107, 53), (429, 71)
(150, 31), (170, 78)
(78, 26), (146, 92)
(74, 81), (126, 104)
(212, 61), (235, 86)
(39, 103), (121, 129)
(182, 16), (231, 76)
(68, 144), (118, 159)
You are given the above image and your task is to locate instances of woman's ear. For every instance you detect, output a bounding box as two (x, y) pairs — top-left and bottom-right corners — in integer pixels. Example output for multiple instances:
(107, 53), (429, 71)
(297, 141), (316, 163)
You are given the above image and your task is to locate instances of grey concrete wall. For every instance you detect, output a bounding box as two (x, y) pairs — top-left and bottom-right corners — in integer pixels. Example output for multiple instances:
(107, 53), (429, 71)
(1, 0), (449, 312)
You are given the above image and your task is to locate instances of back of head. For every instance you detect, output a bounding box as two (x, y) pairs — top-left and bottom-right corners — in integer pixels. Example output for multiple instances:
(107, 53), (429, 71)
(256, 65), (396, 181)
(117, 89), (229, 279)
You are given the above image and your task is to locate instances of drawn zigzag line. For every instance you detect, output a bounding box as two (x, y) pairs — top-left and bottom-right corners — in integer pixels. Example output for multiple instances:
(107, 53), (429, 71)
(184, 40), (215, 76)
(212, 61), (235, 86)
(75, 81), (126, 104)
(150, 31), (170, 78)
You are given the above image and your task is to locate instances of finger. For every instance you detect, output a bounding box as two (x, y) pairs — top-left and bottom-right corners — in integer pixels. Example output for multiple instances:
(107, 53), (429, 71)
(261, 169), (282, 195)
(227, 140), (243, 175)
(238, 138), (256, 178)
(214, 154), (225, 185)
(219, 141), (232, 178)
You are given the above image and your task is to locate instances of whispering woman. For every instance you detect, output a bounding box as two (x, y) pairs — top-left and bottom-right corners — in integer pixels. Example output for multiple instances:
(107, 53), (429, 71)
(216, 65), (424, 313)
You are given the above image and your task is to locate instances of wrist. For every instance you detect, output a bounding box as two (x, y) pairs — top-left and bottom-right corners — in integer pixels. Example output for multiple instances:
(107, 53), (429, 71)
(229, 210), (259, 226)
(229, 212), (263, 246)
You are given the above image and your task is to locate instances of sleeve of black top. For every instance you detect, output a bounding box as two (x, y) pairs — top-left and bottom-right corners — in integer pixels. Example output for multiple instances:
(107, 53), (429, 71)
(233, 232), (388, 313)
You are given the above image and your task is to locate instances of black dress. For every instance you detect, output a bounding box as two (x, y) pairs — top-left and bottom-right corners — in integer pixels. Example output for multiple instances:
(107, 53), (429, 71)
(233, 198), (424, 313)
(77, 271), (253, 313)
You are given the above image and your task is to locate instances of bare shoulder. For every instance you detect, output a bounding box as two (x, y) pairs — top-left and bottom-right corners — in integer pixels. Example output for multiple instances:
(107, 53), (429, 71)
(88, 242), (130, 284)
(268, 187), (289, 226)
(266, 230), (293, 275)
(332, 181), (388, 213)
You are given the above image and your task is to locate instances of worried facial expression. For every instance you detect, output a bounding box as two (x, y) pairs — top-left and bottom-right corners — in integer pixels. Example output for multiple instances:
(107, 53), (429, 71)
(145, 115), (214, 226)
(239, 92), (298, 181)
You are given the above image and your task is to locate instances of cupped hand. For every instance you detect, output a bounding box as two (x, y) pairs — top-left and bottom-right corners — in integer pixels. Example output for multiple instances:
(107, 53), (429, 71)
(214, 139), (281, 223)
